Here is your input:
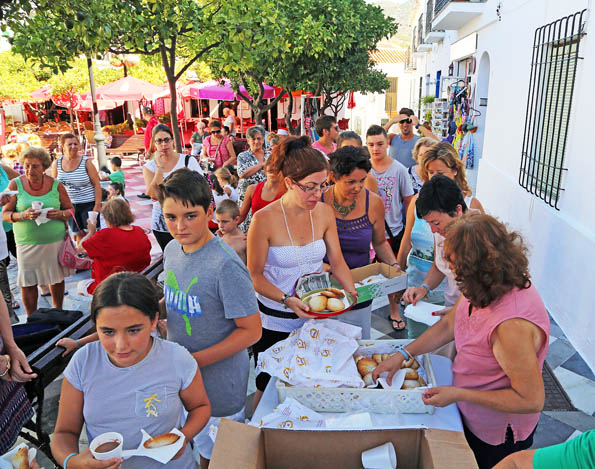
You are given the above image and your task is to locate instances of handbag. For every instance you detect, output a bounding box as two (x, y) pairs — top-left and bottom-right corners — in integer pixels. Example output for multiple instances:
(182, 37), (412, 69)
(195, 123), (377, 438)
(59, 209), (93, 270)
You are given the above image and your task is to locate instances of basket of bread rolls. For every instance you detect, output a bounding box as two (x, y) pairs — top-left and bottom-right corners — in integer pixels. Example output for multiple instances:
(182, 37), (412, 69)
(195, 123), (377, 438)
(276, 340), (437, 414)
(294, 272), (355, 318)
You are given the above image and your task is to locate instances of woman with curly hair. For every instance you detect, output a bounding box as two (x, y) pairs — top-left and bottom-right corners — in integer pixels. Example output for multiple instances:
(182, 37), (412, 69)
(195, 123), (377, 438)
(374, 213), (550, 469)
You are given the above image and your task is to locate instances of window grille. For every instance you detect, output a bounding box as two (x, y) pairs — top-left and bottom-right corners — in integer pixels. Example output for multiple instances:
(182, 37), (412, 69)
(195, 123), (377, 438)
(418, 15), (424, 46)
(426, 0), (433, 36)
(519, 9), (587, 209)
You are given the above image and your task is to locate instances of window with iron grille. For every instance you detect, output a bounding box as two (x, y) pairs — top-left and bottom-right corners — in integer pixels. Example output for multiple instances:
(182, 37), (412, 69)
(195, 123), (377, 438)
(425, 0), (433, 36)
(519, 10), (587, 209)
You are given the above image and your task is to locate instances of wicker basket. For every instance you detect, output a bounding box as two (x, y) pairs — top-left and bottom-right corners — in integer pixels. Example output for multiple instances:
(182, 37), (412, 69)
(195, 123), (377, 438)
(276, 340), (437, 414)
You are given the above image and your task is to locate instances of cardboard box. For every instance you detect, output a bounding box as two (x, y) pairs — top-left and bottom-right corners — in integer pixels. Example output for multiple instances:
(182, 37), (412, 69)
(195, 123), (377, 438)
(352, 263), (408, 303)
(210, 419), (478, 469)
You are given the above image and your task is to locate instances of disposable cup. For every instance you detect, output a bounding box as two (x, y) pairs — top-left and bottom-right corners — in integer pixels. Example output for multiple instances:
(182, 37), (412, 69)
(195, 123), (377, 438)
(361, 442), (397, 469)
(88, 211), (99, 224)
(90, 432), (124, 461)
(31, 201), (43, 211)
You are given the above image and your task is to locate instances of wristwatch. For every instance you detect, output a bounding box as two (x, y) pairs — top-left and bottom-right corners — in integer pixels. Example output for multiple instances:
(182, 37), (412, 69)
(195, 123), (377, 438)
(415, 123), (420, 129)
(421, 283), (432, 295)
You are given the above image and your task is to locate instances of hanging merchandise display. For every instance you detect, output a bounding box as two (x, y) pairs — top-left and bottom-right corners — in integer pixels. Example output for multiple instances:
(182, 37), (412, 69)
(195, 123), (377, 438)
(432, 99), (449, 140)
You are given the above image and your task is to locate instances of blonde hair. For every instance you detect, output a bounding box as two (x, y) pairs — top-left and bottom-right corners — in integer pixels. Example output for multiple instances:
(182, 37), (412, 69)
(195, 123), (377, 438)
(412, 137), (437, 163)
(20, 146), (52, 169)
(421, 142), (471, 196)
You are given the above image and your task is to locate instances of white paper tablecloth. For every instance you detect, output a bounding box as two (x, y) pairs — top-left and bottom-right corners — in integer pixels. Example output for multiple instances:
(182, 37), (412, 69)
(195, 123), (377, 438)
(251, 354), (463, 433)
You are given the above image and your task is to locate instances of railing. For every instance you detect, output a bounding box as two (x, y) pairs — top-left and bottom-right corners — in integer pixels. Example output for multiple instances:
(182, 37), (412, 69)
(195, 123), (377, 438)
(434, 0), (487, 17)
(418, 15), (424, 46)
(425, 0), (433, 35)
(412, 26), (418, 50)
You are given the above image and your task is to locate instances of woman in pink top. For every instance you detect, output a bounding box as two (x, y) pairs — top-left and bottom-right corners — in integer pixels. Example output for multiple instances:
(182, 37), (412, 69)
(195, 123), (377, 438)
(374, 213), (550, 469)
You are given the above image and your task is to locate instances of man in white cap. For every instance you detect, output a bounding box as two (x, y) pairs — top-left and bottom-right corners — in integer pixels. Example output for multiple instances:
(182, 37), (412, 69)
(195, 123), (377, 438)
(277, 128), (288, 141)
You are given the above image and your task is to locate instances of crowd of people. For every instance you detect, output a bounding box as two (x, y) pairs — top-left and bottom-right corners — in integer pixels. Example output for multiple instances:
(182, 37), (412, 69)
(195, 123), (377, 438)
(1, 107), (587, 469)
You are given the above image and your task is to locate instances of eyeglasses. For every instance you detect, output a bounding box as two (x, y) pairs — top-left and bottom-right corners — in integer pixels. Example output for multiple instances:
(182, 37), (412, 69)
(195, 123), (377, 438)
(155, 137), (172, 144)
(293, 180), (331, 194)
(210, 129), (221, 134)
(399, 119), (412, 124)
(333, 126), (339, 131)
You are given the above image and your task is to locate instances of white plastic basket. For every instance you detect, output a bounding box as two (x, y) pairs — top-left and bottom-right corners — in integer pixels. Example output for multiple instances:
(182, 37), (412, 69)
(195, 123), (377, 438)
(275, 340), (437, 414)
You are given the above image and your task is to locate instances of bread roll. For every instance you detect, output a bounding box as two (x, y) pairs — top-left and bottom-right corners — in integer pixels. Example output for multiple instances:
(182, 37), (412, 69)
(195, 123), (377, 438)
(327, 298), (344, 312)
(309, 295), (327, 312)
(362, 372), (375, 387)
(143, 432), (180, 449)
(381, 353), (391, 361)
(327, 288), (345, 298)
(353, 355), (365, 363)
(410, 359), (420, 370)
(372, 353), (383, 364)
(12, 447), (28, 469)
(418, 376), (427, 386)
(401, 379), (420, 389)
(320, 290), (338, 298)
(402, 368), (419, 380)
(400, 357), (415, 369)
(356, 357), (377, 376)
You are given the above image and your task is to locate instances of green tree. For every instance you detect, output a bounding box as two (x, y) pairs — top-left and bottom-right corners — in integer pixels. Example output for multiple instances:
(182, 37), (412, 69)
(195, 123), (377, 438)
(0, 51), (48, 99)
(271, 0), (397, 131)
(204, 0), (289, 126)
(2, 0), (220, 152)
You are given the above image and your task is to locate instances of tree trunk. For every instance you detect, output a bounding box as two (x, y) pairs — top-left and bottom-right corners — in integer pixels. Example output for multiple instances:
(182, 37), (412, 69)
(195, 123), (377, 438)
(160, 44), (183, 153)
(284, 92), (296, 135)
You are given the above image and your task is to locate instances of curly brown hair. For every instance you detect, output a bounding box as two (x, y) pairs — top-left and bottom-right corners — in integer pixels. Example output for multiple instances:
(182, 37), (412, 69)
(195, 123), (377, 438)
(443, 213), (531, 308)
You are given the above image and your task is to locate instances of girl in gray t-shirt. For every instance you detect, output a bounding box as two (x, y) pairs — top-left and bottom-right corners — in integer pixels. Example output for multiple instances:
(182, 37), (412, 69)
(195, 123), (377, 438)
(51, 273), (211, 469)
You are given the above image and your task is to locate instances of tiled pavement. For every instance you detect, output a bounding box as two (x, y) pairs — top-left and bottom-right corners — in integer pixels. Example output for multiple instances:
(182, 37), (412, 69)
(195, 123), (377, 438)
(10, 158), (595, 465)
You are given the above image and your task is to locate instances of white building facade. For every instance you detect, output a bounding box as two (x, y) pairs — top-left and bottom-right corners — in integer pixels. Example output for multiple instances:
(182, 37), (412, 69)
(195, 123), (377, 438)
(408, 0), (595, 372)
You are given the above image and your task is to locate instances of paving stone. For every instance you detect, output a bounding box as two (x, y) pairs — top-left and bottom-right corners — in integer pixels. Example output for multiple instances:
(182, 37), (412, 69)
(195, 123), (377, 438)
(531, 413), (575, 449)
(544, 410), (595, 433)
(553, 367), (595, 415)
(549, 323), (567, 340)
(546, 338), (578, 369)
(561, 352), (595, 382)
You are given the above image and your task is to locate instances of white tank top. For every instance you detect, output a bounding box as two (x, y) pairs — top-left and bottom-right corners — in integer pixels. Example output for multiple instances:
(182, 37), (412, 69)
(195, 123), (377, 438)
(257, 200), (326, 332)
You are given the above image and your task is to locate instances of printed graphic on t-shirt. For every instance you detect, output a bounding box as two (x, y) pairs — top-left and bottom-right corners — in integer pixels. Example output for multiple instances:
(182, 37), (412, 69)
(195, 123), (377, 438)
(164, 270), (202, 336)
(376, 176), (397, 211)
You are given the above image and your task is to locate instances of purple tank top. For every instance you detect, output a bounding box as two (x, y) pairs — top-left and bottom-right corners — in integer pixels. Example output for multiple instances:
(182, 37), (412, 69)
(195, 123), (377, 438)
(323, 189), (373, 269)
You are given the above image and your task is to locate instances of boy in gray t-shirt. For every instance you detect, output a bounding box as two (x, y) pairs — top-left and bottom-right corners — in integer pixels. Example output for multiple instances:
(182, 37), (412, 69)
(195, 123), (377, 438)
(157, 168), (261, 462)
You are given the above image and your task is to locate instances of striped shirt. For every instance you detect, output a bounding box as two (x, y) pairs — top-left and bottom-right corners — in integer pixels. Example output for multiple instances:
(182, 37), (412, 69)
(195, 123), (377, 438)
(57, 156), (95, 204)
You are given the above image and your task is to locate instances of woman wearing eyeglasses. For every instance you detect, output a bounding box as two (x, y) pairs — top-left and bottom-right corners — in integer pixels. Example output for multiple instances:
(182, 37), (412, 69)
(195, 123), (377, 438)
(201, 120), (236, 172)
(247, 136), (357, 409)
(143, 124), (204, 251)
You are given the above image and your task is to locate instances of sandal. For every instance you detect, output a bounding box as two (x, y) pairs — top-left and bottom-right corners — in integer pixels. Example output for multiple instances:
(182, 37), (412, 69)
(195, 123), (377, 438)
(388, 314), (407, 331)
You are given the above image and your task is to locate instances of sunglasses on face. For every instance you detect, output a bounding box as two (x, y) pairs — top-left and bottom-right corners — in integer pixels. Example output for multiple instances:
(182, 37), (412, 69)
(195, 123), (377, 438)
(155, 137), (172, 144)
(210, 129), (221, 134)
(293, 180), (331, 194)
(399, 119), (412, 124)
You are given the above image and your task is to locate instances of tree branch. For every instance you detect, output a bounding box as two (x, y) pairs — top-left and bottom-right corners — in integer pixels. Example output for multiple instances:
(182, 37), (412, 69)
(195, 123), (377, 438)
(174, 41), (221, 81)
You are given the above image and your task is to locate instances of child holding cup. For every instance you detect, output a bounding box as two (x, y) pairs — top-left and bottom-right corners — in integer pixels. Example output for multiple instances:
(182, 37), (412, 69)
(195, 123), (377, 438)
(51, 272), (211, 469)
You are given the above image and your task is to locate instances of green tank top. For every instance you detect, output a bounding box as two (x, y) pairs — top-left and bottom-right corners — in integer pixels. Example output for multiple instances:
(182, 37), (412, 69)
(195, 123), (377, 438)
(14, 177), (67, 245)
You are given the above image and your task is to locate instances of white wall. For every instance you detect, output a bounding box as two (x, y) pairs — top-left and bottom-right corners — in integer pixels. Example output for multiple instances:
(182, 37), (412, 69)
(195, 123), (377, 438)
(474, 0), (595, 370)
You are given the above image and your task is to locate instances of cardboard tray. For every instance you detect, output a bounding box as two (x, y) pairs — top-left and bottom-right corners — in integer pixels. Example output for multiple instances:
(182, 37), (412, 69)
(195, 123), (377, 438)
(210, 419), (479, 469)
(351, 263), (408, 303)
(276, 340), (436, 414)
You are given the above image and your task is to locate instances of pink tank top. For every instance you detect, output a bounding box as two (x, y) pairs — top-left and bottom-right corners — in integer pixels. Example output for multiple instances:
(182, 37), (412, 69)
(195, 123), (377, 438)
(452, 284), (550, 445)
(204, 135), (231, 168)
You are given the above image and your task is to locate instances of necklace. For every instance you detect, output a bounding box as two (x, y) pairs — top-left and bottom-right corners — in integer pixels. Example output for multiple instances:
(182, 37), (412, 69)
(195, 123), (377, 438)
(332, 186), (356, 218)
(29, 174), (44, 191)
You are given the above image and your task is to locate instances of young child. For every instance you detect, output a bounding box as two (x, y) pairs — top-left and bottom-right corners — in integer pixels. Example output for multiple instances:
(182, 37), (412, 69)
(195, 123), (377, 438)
(214, 167), (238, 202)
(51, 272), (211, 469)
(215, 199), (247, 265)
(100, 156), (126, 192)
(157, 168), (261, 468)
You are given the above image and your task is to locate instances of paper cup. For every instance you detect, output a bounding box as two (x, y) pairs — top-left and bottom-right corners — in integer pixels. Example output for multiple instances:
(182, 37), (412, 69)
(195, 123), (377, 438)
(361, 442), (397, 469)
(31, 201), (43, 211)
(88, 211), (99, 224)
(90, 432), (124, 461)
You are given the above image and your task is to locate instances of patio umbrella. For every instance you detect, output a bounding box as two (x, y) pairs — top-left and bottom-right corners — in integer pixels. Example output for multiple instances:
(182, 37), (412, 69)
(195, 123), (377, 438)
(81, 76), (162, 101)
(194, 79), (276, 100)
(30, 85), (52, 101)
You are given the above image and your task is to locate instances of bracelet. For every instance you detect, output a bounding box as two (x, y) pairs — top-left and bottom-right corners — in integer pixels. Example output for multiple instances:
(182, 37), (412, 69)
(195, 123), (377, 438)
(63, 452), (78, 468)
(76, 339), (82, 348)
(421, 283), (432, 295)
(282, 293), (291, 307)
(397, 347), (413, 362)
(10, 212), (15, 222)
(390, 262), (400, 269)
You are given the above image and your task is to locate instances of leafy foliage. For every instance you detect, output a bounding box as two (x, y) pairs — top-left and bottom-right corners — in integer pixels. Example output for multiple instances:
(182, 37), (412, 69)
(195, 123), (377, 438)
(0, 51), (48, 99)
